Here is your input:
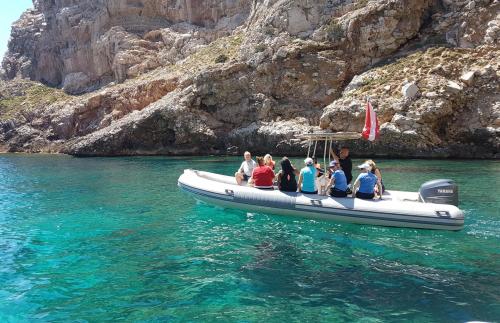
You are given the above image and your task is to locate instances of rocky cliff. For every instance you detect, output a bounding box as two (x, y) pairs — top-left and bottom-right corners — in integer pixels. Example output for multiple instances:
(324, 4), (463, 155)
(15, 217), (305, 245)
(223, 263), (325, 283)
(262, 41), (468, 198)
(1, 0), (498, 158)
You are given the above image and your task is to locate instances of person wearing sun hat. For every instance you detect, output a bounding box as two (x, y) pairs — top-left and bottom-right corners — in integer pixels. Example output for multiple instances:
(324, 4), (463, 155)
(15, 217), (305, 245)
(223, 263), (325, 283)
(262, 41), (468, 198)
(297, 157), (317, 194)
(325, 159), (348, 197)
(352, 162), (383, 200)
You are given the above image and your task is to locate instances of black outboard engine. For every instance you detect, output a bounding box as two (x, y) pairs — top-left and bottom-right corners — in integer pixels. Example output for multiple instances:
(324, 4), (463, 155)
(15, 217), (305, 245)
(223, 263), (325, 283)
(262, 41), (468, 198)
(419, 179), (458, 206)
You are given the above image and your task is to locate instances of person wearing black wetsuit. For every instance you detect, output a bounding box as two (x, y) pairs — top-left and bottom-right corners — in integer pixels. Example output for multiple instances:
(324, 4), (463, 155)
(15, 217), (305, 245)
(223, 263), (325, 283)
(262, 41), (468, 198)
(330, 146), (353, 192)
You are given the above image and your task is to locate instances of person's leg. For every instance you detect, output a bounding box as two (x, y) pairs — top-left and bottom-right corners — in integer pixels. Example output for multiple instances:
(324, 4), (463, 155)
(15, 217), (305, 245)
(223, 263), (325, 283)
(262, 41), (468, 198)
(235, 172), (243, 185)
(331, 189), (347, 197)
(356, 191), (374, 199)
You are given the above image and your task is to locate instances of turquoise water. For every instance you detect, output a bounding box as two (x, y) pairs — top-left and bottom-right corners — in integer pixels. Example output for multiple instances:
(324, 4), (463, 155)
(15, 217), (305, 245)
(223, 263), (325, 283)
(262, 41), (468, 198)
(0, 155), (499, 322)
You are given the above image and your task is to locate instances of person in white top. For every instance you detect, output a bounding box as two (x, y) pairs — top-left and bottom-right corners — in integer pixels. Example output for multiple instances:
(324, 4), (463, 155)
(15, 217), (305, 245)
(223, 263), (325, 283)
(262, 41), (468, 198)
(235, 151), (257, 185)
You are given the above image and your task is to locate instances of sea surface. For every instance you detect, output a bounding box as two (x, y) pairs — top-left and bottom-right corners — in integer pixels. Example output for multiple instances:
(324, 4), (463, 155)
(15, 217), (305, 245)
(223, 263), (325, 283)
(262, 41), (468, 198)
(0, 154), (499, 322)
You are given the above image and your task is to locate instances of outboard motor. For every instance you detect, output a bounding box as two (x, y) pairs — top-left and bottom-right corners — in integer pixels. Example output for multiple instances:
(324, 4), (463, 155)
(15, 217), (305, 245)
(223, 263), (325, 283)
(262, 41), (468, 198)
(419, 179), (458, 206)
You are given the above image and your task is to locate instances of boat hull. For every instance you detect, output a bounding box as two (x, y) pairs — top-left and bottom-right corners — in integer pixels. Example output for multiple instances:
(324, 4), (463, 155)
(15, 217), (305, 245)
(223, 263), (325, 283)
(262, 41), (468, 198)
(178, 170), (464, 231)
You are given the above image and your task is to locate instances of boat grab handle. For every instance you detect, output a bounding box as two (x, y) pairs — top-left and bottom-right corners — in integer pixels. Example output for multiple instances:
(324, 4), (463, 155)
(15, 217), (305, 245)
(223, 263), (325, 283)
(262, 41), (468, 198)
(225, 189), (235, 196)
(435, 211), (451, 217)
(310, 199), (323, 207)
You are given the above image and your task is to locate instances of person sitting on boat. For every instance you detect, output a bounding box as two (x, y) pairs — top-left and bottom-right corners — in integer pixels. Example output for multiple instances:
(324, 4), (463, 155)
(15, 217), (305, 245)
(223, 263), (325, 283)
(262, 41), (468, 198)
(264, 154), (276, 170)
(249, 156), (275, 189)
(352, 163), (383, 200)
(235, 151), (257, 185)
(276, 157), (299, 192)
(297, 157), (317, 194)
(325, 160), (348, 197)
(365, 159), (385, 194)
(330, 146), (353, 193)
(313, 157), (324, 177)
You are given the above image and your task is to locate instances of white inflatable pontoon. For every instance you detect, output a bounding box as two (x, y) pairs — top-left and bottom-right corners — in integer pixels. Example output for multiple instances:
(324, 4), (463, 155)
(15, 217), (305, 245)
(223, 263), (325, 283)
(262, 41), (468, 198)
(178, 169), (464, 231)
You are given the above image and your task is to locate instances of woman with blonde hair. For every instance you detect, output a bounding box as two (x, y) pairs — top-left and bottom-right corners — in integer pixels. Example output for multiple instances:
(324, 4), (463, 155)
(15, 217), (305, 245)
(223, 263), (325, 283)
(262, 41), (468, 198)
(264, 154), (275, 170)
(352, 162), (382, 200)
(365, 159), (385, 194)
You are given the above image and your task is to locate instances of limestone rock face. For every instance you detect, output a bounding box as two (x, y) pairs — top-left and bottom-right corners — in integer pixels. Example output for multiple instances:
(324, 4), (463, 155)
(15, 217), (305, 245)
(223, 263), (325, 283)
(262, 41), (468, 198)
(1, 0), (498, 158)
(460, 71), (476, 85)
(320, 47), (499, 158)
(402, 82), (419, 99)
(2, 0), (252, 92)
(427, 0), (499, 47)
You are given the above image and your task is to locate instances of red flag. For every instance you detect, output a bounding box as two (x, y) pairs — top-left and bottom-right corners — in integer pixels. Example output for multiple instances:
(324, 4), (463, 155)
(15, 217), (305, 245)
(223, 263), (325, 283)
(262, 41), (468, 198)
(362, 99), (379, 141)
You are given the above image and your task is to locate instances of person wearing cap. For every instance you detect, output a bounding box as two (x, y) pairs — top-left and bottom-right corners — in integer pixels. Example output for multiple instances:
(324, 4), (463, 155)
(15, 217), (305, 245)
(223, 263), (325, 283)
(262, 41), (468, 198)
(329, 146), (353, 192)
(352, 163), (383, 200)
(325, 160), (348, 197)
(297, 157), (317, 194)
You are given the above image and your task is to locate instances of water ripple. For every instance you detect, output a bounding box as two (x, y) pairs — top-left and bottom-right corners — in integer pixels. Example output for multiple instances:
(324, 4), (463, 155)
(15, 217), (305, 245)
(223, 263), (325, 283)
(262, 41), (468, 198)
(0, 155), (498, 322)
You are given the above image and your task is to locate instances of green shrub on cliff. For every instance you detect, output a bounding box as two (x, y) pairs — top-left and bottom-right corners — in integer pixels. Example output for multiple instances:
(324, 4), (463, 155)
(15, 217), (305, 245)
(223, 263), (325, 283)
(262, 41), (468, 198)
(0, 80), (69, 121)
(177, 33), (244, 73)
(325, 20), (344, 42)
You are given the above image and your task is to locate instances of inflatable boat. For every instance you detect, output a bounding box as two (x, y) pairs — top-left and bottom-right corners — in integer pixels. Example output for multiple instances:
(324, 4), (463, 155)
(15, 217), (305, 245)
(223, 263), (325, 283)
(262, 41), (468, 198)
(178, 169), (464, 231)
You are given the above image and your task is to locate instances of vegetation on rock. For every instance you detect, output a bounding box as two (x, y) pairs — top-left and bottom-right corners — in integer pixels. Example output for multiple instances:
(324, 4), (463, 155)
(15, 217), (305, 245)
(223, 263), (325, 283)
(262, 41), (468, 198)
(0, 80), (69, 121)
(0, 0), (498, 157)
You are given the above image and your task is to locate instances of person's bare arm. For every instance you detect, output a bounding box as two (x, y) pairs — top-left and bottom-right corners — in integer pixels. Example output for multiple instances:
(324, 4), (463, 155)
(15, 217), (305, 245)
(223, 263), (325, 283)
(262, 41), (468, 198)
(325, 176), (334, 192)
(297, 173), (303, 192)
(374, 169), (383, 198)
(329, 148), (339, 162)
(248, 169), (255, 186)
(351, 178), (360, 197)
(376, 181), (383, 199)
